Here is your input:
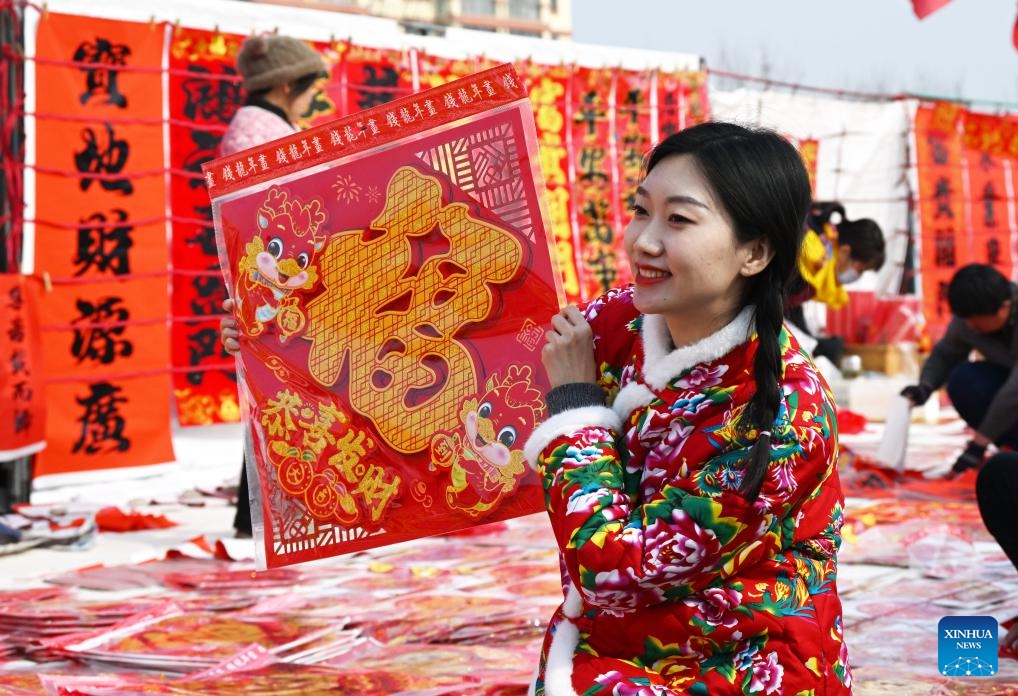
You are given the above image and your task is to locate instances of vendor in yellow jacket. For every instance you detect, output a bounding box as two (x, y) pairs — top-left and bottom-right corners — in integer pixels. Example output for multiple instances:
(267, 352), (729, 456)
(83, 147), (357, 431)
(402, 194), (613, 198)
(786, 201), (886, 366)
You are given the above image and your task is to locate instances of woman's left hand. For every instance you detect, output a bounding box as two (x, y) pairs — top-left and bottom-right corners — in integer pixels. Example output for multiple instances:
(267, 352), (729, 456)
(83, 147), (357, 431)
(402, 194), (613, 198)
(542, 305), (597, 388)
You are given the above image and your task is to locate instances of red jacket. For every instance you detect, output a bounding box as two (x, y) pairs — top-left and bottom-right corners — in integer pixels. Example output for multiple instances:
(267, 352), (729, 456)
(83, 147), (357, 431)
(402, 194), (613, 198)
(524, 287), (851, 695)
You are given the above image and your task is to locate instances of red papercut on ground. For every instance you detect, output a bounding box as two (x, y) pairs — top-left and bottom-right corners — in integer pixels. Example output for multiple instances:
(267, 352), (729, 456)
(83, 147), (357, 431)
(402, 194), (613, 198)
(95, 507), (178, 533)
(898, 467), (978, 503)
(839, 449), (925, 498)
(836, 408), (868, 434)
(839, 447), (977, 502)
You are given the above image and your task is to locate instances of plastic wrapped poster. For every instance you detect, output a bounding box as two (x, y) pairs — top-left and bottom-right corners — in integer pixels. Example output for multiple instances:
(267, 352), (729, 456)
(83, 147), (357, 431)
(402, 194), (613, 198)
(875, 395), (911, 470)
(203, 64), (564, 569)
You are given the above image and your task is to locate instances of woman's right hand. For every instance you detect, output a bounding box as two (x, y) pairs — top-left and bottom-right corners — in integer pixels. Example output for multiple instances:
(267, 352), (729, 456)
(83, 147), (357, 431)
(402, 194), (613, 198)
(1005, 621), (1018, 651)
(221, 298), (240, 357)
(542, 305), (597, 388)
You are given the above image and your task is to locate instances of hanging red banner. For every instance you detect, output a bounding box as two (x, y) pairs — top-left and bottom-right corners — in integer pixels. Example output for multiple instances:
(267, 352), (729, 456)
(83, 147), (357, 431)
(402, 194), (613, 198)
(337, 43), (415, 117)
(168, 26), (246, 426)
(570, 65), (623, 301)
(962, 126), (1015, 274)
(417, 52), (484, 92)
(798, 138), (820, 196)
(615, 68), (655, 232)
(204, 64), (564, 567)
(912, 0), (953, 20)
(523, 61), (581, 304)
(0, 275), (46, 458)
(961, 111), (1018, 159)
(33, 13), (173, 476)
(657, 68), (710, 140)
(914, 102), (969, 341)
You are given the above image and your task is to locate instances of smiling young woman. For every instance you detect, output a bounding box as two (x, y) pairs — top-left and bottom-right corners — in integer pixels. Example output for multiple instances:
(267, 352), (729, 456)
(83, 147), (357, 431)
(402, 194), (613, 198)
(525, 121), (851, 696)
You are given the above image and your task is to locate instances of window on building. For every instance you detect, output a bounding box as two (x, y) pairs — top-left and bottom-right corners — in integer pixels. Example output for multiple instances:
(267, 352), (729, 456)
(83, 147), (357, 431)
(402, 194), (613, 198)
(508, 0), (539, 19)
(462, 0), (496, 14)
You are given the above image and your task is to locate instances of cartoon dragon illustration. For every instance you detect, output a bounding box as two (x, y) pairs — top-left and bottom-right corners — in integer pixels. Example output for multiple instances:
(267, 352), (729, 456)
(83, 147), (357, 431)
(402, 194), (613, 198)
(236, 186), (327, 341)
(429, 364), (546, 518)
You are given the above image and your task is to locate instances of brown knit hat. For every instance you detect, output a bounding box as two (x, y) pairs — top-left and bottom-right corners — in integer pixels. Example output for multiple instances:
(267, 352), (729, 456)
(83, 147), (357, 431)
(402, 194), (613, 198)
(237, 35), (325, 92)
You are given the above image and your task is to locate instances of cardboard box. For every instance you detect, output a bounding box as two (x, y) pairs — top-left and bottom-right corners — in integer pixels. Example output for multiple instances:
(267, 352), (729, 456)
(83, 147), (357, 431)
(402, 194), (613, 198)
(843, 343), (921, 377)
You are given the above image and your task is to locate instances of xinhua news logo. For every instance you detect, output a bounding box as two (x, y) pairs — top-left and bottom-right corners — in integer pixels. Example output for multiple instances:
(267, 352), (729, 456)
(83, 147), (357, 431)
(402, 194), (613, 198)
(938, 616), (998, 677)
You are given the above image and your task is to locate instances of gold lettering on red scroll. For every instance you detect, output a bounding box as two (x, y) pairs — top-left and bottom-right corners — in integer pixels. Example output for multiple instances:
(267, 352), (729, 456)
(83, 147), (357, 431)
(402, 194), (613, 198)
(306, 166), (524, 453)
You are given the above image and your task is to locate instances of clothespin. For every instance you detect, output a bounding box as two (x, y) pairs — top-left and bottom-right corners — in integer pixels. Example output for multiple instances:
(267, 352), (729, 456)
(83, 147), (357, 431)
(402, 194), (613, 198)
(42, 272), (52, 293)
(40, 2), (48, 21)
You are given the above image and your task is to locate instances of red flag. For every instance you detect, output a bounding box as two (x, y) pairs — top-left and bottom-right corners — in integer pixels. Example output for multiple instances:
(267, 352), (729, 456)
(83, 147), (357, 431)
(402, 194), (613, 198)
(911, 0), (952, 19)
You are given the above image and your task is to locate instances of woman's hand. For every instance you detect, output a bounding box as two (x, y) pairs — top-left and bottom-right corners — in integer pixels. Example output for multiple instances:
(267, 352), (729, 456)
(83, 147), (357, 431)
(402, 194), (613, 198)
(221, 298), (241, 357)
(542, 305), (597, 388)
(1005, 621), (1018, 651)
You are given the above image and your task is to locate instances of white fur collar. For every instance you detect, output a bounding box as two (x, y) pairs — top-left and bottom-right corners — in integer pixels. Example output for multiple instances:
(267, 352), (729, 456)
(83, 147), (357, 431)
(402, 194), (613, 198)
(640, 306), (755, 391)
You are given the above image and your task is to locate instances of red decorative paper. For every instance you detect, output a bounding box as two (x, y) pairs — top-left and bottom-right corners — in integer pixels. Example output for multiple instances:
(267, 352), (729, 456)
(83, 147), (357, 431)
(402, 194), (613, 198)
(914, 102), (967, 341)
(168, 26), (246, 426)
(523, 61), (581, 303)
(32, 12), (173, 475)
(0, 275), (46, 458)
(615, 68), (655, 235)
(335, 43), (414, 119)
(914, 102), (1018, 341)
(570, 65), (624, 301)
(204, 65), (563, 567)
(657, 68), (710, 140)
(798, 138), (819, 195)
(961, 113), (1016, 273)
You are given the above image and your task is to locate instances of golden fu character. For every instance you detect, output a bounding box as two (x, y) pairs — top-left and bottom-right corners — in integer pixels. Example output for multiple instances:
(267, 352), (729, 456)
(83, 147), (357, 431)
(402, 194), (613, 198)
(305, 165), (524, 453)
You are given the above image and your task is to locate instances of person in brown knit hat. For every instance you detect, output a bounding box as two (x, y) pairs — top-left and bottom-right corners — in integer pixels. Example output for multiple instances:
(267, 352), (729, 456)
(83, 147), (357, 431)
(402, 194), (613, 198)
(219, 34), (327, 157)
(218, 34), (326, 538)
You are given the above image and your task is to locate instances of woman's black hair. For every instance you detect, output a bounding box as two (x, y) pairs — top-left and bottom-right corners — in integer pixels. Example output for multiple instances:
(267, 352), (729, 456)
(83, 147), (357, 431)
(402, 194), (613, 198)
(947, 263), (1013, 317)
(837, 218), (885, 270)
(645, 121), (811, 501)
(246, 71), (324, 105)
(809, 200), (886, 270)
(290, 71), (325, 99)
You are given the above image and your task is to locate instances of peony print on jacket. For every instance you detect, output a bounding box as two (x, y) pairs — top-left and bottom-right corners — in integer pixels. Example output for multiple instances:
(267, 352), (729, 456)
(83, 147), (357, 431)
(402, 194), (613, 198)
(523, 287), (851, 696)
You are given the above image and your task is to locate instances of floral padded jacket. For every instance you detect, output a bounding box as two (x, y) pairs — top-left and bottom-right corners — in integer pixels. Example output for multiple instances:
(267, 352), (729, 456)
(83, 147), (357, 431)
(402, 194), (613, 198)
(523, 287), (851, 696)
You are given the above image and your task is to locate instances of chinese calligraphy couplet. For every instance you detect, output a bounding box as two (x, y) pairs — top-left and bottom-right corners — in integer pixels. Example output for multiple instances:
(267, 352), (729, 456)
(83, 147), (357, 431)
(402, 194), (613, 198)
(914, 102), (1018, 341)
(168, 27), (246, 426)
(33, 13), (173, 476)
(0, 275), (46, 459)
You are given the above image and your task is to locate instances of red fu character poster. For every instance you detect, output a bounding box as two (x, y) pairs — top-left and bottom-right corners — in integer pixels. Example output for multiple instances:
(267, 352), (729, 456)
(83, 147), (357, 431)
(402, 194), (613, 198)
(204, 64), (564, 568)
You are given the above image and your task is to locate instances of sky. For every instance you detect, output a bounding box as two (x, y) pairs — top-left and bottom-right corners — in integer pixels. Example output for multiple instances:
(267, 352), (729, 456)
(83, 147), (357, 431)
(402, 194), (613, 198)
(572, 0), (1018, 107)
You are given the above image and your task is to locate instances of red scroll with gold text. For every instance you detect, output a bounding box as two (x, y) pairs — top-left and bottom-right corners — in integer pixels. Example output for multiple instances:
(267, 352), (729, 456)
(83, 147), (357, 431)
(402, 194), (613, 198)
(914, 102), (1018, 341)
(33, 13), (173, 476)
(571, 66), (625, 300)
(168, 27), (246, 425)
(204, 65), (563, 568)
(524, 62), (581, 304)
(961, 111), (1018, 276)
